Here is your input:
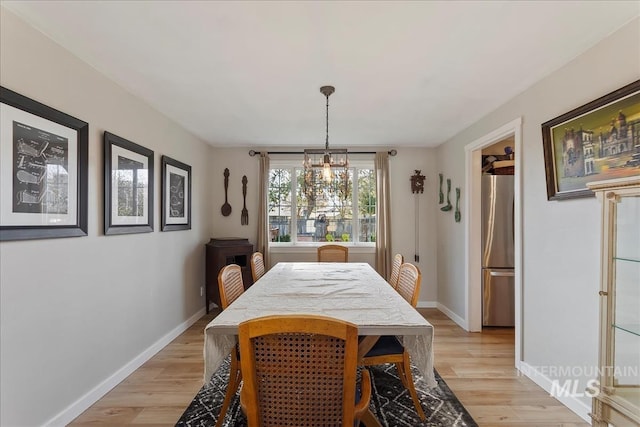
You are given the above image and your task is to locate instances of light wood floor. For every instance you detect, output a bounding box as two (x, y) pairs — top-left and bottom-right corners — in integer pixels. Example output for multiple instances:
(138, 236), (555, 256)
(69, 308), (590, 426)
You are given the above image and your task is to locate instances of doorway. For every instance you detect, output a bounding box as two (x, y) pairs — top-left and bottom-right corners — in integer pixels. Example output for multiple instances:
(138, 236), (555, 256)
(464, 117), (523, 366)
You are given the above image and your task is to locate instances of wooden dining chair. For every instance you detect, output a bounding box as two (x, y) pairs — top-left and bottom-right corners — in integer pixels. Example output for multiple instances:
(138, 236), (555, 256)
(317, 244), (349, 262)
(215, 264), (245, 427)
(360, 262), (426, 420)
(389, 253), (404, 289)
(396, 262), (421, 307)
(218, 264), (244, 310)
(238, 314), (371, 427)
(250, 251), (265, 282)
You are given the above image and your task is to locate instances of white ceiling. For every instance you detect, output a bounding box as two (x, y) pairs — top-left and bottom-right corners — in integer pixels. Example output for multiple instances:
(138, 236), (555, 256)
(3, 1), (639, 148)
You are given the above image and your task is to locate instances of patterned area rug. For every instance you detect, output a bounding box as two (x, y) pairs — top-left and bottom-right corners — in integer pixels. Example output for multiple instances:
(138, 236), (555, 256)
(176, 356), (477, 427)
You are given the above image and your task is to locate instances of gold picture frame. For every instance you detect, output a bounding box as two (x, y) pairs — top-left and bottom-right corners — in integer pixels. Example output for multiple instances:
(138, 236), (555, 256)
(541, 80), (640, 200)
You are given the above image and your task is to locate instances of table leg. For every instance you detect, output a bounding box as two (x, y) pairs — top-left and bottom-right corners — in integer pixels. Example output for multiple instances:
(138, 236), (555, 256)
(358, 335), (380, 360)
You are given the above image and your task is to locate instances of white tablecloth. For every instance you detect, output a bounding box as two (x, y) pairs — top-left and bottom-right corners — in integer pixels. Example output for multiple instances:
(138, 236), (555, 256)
(204, 262), (436, 388)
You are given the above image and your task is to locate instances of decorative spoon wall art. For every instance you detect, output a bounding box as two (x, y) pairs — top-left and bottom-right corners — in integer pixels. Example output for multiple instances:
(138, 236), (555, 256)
(221, 168), (232, 216)
(438, 173), (444, 204)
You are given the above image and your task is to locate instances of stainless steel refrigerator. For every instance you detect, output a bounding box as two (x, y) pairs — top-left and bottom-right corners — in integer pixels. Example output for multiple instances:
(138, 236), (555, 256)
(481, 175), (515, 327)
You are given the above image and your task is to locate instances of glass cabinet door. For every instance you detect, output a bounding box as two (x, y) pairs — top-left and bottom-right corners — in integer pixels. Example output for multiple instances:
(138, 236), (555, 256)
(589, 177), (640, 426)
(611, 193), (640, 409)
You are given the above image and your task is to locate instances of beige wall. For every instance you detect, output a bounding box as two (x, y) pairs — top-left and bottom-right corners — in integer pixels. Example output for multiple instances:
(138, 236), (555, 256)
(0, 8), (214, 426)
(435, 18), (640, 418)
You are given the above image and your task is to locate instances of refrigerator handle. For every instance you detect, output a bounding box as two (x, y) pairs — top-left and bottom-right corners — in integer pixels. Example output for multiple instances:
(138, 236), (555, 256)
(489, 271), (515, 277)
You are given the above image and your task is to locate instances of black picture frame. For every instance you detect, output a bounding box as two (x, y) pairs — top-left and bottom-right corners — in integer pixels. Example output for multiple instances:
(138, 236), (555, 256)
(541, 80), (640, 200)
(104, 131), (154, 235)
(0, 86), (88, 241)
(161, 155), (191, 231)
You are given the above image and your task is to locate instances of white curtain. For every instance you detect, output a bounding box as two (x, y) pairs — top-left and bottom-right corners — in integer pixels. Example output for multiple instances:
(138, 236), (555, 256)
(375, 152), (391, 279)
(256, 153), (270, 269)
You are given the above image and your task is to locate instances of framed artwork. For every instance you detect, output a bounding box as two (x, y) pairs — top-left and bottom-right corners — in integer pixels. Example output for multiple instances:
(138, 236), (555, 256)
(542, 80), (640, 200)
(104, 131), (154, 235)
(0, 86), (88, 241)
(161, 155), (191, 231)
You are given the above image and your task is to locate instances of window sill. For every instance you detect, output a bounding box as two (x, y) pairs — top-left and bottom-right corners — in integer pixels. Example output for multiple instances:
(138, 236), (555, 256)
(269, 244), (376, 254)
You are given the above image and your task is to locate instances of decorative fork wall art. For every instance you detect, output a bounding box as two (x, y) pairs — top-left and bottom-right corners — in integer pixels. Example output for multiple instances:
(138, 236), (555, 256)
(241, 175), (249, 225)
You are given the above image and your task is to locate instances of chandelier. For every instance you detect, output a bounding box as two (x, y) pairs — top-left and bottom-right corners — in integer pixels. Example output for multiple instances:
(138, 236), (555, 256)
(304, 85), (348, 183)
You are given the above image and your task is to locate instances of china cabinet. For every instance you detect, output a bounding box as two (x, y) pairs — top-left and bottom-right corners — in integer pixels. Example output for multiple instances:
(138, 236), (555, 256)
(587, 176), (640, 426)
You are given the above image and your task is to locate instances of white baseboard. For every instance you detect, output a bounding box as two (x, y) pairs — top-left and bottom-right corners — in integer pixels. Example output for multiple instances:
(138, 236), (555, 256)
(436, 302), (468, 330)
(45, 307), (206, 426)
(416, 300), (437, 308)
(517, 361), (591, 423)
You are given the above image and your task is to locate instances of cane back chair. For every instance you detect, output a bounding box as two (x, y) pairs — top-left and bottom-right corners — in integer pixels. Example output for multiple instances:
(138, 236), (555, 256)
(238, 314), (371, 427)
(389, 253), (404, 289)
(250, 251), (265, 282)
(215, 264), (245, 427)
(317, 244), (349, 262)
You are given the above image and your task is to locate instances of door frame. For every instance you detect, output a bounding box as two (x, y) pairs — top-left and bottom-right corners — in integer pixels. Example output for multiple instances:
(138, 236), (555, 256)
(464, 117), (523, 365)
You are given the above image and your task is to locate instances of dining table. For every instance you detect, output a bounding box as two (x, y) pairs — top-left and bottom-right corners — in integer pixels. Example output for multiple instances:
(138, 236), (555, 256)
(203, 261), (436, 426)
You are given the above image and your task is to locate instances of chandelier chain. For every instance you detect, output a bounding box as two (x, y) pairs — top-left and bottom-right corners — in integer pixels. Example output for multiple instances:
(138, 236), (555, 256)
(325, 91), (330, 150)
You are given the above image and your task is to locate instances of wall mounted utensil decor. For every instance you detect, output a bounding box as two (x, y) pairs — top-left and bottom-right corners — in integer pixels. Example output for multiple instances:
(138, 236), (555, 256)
(440, 178), (452, 211)
(0, 86), (89, 241)
(541, 79), (640, 200)
(241, 175), (248, 225)
(438, 173), (444, 204)
(161, 156), (191, 231)
(455, 187), (461, 222)
(221, 168), (232, 216)
(104, 131), (154, 235)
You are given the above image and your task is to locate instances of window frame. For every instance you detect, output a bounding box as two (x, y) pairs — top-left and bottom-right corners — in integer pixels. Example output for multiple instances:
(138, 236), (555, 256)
(268, 158), (376, 248)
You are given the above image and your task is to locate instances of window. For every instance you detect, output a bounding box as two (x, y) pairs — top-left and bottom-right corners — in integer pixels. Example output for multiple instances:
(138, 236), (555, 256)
(268, 161), (376, 245)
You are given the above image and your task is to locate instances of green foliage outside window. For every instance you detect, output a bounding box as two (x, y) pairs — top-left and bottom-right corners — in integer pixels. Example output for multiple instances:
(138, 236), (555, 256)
(267, 163), (376, 244)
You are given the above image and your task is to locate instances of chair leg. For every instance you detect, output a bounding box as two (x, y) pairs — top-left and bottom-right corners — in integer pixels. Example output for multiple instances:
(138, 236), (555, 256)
(215, 352), (242, 427)
(395, 362), (409, 388)
(359, 408), (383, 427)
(400, 351), (426, 421)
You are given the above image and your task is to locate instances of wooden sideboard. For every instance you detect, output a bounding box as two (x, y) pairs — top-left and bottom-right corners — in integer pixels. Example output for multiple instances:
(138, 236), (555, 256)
(205, 237), (254, 312)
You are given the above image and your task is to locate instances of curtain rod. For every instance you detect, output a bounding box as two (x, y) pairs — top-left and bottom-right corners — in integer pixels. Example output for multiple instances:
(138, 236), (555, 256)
(248, 149), (397, 157)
